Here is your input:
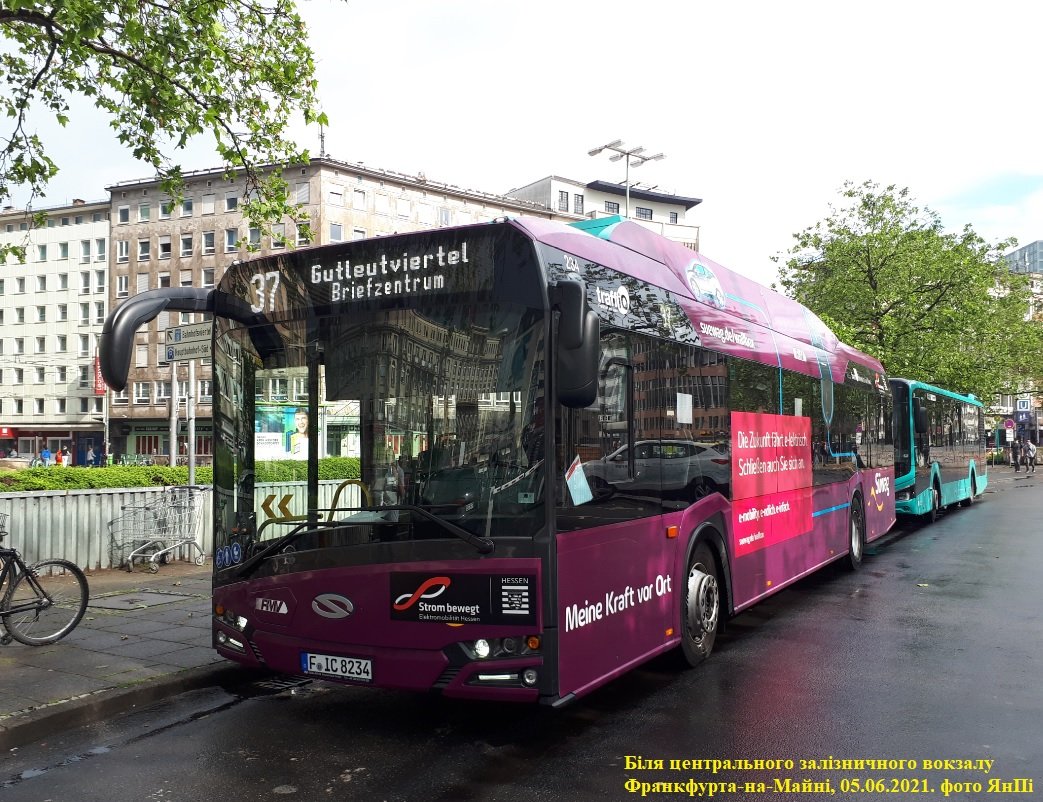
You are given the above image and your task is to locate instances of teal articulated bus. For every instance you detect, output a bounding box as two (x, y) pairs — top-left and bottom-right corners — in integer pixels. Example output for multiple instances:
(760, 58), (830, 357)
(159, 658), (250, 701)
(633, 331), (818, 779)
(889, 378), (987, 521)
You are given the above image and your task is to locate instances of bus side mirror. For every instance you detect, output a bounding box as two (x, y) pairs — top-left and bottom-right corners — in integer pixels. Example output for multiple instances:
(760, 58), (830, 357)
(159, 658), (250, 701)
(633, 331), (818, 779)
(913, 399), (928, 434)
(557, 311), (600, 408)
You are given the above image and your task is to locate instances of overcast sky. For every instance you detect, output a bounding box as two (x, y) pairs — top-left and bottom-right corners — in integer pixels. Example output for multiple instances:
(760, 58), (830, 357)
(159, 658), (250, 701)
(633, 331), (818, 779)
(15, 0), (1043, 286)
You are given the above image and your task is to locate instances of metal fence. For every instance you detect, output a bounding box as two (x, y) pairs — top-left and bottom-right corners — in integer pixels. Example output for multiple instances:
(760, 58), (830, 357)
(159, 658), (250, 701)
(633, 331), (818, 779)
(0, 480), (364, 570)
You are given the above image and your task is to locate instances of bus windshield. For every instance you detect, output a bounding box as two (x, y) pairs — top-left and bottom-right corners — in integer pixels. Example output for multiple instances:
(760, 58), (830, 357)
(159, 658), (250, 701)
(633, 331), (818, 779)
(211, 227), (548, 581)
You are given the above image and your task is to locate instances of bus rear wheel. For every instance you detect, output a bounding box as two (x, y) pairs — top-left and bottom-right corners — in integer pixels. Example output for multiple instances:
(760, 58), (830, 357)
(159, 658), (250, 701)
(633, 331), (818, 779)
(847, 494), (865, 571)
(680, 541), (720, 667)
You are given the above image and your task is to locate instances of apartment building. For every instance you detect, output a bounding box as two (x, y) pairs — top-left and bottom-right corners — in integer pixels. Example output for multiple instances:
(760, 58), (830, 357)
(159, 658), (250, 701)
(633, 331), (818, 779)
(0, 200), (110, 462)
(106, 156), (556, 460)
(507, 176), (702, 250)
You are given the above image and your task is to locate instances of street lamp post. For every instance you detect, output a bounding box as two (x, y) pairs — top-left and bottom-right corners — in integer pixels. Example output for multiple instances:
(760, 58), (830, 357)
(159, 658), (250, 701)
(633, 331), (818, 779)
(588, 140), (665, 218)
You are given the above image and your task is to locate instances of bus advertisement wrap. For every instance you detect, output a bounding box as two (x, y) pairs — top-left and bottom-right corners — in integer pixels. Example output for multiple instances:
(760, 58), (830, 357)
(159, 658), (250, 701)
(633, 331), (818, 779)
(731, 411), (814, 557)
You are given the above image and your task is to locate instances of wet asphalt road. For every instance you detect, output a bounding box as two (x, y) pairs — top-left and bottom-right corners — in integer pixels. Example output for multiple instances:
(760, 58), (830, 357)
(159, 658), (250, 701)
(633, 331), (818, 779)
(3, 471), (1041, 802)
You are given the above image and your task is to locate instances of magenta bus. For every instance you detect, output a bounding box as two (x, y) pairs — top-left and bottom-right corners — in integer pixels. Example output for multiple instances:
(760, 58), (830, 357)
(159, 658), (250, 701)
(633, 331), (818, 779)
(100, 215), (895, 705)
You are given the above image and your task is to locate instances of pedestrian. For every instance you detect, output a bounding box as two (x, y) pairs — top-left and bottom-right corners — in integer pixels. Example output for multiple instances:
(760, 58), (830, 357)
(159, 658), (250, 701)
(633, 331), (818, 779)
(55, 448), (63, 467)
(62, 446), (72, 466)
(86, 446), (95, 467)
(41, 445), (51, 466)
(1025, 439), (1037, 474)
(1011, 440), (1022, 472)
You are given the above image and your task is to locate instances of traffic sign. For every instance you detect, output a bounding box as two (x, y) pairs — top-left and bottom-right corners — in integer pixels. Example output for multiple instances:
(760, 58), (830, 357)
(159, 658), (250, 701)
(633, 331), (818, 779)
(166, 322), (212, 346)
(166, 340), (211, 361)
(1004, 419), (1015, 429)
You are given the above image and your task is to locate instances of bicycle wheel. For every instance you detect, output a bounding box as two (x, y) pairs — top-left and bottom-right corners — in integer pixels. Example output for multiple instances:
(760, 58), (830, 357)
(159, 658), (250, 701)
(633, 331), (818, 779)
(1, 559), (89, 645)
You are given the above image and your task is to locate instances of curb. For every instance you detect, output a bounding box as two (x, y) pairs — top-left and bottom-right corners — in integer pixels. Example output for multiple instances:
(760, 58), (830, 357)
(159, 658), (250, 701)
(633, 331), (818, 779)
(0, 663), (247, 752)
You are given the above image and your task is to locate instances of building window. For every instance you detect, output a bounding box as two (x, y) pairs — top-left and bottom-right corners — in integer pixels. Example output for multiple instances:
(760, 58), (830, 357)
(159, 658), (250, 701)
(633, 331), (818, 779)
(225, 193), (238, 211)
(95, 269), (106, 293)
(36, 305), (46, 322)
(81, 271), (91, 294)
(36, 244), (47, 261)
(95, 301), (106, 324)
(574, 194), (584, 215)
(133, 382), (151, 404)
(113, 388), (128, 406)
(116, 275), (129, 297)
(80, 302), (90, 324)
(201, 193), (215, 214)
(202, 268), (215, 286)
(353, 228), (367, 241)
(558, 190), (569, 212)
(635, 206), (652, 220)
(96, 238), (106, 261)
(117, 206), (130, 223)
(137, 238), (150, 260)
(58, 242), (69, 260)
(138, 203), (150, 222)
(353, 189), (366, 209)
(605, 201), (619, 214)
(248, 227), (261, 247)
(57, 335), (67, 352)
(296, 224), (311, 246)
(117, 240), (129, 263)
(202, 231), (215, 255)
(328, 187), (343, 205)
(159, 201), (172, 219)
(180, 234), (193, 256)
(295, 182), (310, 204)
(271, 224), (286, 248)
(58, 303), (68, 321)
(35, 339), (45, 356)
(225, 229), (238, 252)
(669, 211), (678, 224)
(15, 308), (24, 324)
(79, 398), (88, 413)
(158, 235), (172, 259)
(35, 398), (44, 415)
(330, 222), (343, 242)
(57, 365), (66, 381)
(79, 365), (90, 388)
(181, 198), (193, 216)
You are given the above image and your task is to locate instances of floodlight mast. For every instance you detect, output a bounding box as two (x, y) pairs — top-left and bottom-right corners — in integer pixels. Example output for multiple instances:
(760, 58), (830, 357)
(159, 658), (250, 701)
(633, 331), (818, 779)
(588, 140), (665, 217)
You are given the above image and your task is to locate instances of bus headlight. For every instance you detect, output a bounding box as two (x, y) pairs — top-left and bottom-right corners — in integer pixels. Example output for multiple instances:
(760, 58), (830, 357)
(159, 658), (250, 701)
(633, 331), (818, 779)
(473, 639), (491, 659)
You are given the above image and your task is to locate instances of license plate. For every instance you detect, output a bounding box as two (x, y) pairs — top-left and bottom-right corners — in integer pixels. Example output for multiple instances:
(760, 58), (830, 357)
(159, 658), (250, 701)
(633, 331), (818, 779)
(301, 652), (373, 682)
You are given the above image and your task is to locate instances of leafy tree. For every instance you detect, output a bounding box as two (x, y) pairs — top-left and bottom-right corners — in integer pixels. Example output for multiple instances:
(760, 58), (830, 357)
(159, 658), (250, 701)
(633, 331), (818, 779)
(0, 0), (327, 259)
(775, 181), (1042, 402)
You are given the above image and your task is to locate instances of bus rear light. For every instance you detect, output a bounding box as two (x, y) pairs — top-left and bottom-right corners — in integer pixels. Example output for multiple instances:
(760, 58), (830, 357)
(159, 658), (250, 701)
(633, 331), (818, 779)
(665, 627), (674, 637)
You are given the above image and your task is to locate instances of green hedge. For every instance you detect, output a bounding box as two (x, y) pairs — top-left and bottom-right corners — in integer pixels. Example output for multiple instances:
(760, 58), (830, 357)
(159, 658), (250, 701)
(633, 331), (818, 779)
(0, 465), (214, 493)
(0, 457), (361, 493)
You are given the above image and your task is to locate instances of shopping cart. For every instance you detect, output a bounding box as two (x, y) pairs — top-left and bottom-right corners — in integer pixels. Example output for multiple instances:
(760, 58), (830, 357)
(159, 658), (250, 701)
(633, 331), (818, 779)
(108, 486), (206, 572)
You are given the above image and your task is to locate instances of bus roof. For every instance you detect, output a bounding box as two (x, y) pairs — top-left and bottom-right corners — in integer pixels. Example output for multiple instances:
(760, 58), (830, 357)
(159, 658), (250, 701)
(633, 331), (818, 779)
(888, 378), (982, 406)
(509, 216), (883, 376)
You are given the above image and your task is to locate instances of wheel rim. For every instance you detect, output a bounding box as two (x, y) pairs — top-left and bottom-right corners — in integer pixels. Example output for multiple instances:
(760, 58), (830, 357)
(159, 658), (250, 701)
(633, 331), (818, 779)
(850, 511), (863, 561)
(686, 564), (719, 638)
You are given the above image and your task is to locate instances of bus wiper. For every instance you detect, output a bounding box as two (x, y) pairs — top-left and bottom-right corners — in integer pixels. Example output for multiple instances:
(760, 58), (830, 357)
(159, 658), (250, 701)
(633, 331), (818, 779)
(235, 521), (343, 578)
(381, 504), (495, 554)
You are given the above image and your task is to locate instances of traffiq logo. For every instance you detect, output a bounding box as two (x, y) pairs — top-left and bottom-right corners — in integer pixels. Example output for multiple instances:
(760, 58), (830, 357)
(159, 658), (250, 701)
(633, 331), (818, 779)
(596, 285), (631, 315)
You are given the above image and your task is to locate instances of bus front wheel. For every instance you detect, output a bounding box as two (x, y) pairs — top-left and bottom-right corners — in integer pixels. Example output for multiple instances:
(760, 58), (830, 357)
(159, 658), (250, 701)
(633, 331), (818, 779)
(680, 541), (720, 667)
(960, 474), (976, 507)
(928, 482), (941, 523)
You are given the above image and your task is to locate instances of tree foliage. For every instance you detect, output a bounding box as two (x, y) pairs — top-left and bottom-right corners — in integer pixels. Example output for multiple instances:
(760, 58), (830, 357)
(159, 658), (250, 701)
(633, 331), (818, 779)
(776, 181), (1042, 401)
(0, 0), (328, 259)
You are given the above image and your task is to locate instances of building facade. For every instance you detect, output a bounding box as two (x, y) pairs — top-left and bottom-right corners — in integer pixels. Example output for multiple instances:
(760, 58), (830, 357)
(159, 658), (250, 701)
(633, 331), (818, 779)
(106, 157), (556, 461)
(506, 175), (702, 250)
(0, 200), (110, 463)
(1004, 240), (1043, 275)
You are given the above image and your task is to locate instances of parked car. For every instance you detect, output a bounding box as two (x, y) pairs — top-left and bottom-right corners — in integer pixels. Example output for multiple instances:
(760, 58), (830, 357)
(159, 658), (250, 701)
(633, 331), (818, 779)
(582, 439), (730, 500)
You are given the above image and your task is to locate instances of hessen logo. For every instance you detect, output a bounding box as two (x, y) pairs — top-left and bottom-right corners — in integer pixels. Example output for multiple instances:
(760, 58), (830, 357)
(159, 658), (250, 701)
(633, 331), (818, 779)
(393, 576), (451, 611)
(871, 473), (891, 511)
(595, 285), (631, 316)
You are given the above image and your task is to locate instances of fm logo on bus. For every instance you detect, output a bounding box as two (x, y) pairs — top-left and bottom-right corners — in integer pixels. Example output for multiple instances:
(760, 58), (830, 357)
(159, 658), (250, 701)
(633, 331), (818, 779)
(393, 576), (451, 611)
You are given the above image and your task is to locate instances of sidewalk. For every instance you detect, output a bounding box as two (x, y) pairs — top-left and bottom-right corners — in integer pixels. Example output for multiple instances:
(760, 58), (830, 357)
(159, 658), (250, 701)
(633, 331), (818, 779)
(0, 560), (237, 751)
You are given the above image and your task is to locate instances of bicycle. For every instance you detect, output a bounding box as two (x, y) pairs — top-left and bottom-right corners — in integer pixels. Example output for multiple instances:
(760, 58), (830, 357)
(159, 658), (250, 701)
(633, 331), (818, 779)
(0, 513), (89, 646)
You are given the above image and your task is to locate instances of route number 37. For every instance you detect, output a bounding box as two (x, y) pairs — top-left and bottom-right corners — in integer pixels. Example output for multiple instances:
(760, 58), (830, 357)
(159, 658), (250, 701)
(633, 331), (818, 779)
(249, 271), (281, 313)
